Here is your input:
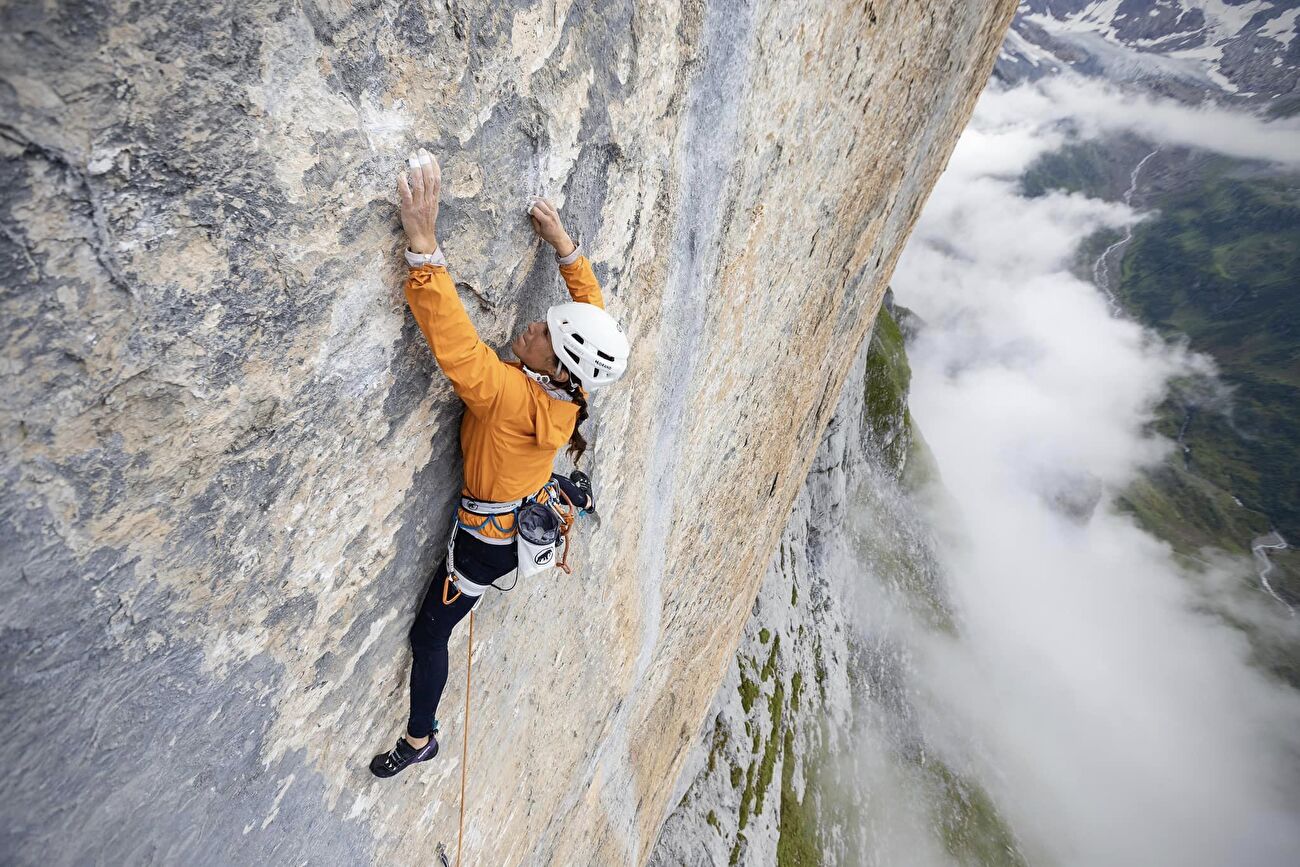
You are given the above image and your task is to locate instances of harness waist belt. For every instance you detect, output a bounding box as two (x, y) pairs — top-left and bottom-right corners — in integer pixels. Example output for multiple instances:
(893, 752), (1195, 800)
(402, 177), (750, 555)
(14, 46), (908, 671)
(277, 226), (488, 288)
(460, 496), (522, 515)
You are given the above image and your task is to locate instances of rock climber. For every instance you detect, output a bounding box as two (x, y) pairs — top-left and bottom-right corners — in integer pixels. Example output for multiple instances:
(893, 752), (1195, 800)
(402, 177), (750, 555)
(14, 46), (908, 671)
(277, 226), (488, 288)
(370, 148), (631, 778)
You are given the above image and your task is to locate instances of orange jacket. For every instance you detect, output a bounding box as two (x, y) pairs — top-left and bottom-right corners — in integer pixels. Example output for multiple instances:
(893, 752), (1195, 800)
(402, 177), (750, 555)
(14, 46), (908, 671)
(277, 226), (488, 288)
(404, 254), (605, 504)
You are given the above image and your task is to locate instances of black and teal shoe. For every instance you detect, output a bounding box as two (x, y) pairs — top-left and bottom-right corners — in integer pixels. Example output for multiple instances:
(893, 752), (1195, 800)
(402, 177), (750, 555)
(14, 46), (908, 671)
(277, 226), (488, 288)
(569, 470), (595, 514)
(370, 727), (439, 778)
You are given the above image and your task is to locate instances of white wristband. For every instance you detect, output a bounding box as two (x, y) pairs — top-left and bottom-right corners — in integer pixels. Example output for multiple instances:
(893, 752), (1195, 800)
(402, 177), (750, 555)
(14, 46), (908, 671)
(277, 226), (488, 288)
(405, 246), (447, 268)
(556, 240), (581, 266)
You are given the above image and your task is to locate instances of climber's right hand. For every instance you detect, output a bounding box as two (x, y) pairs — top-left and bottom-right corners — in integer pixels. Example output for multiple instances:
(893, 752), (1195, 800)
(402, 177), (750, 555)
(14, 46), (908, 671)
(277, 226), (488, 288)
(528, 197), (576, 259)
(398, 148), (441, 254)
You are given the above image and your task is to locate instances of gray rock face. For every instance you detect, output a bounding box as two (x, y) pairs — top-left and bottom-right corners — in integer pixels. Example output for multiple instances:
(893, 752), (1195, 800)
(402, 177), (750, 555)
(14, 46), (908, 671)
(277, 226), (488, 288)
(0, 2), (1013, 863)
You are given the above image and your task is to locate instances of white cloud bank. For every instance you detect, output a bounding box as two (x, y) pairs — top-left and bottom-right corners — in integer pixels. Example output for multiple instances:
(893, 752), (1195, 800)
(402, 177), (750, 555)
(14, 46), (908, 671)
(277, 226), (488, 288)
(884, 77), (1300, 866)
(981, 77), (1300, 167)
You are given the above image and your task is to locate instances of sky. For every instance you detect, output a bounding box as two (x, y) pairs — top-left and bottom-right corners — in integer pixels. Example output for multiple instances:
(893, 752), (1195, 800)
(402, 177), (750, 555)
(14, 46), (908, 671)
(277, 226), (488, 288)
(879, 74), (1300, 866)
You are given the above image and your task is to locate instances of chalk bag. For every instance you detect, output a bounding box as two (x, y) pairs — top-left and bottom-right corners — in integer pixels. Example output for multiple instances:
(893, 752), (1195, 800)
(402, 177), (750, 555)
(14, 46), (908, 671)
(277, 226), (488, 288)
(515, 501), (562, 579)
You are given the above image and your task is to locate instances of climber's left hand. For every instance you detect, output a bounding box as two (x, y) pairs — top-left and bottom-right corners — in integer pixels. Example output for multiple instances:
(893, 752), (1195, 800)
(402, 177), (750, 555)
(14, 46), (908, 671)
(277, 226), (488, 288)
(398, 148), (441, 254)
(528, 197), (576, 258)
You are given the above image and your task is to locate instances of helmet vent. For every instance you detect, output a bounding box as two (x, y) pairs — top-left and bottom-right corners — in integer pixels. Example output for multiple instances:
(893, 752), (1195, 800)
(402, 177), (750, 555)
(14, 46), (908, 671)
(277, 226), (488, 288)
(571, 332), (586, 345)
(596, 350), (615, 362)
(565, 347), (581, 364)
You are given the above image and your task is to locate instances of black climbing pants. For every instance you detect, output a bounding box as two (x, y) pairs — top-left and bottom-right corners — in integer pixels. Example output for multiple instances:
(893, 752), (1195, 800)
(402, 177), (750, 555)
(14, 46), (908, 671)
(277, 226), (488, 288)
(406, 529), (516, 740)
(406, 475), (592, 739)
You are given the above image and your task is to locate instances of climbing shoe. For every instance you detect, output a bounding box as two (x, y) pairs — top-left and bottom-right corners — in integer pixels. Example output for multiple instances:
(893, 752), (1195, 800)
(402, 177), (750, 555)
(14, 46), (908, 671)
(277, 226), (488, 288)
(369, 733), (439, 778)
(569, 470), (596, 514)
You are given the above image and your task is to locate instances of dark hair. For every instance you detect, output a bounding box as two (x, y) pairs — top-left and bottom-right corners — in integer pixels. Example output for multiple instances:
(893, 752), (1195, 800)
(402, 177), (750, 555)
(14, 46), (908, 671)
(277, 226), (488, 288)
(559, 369), (588, 464)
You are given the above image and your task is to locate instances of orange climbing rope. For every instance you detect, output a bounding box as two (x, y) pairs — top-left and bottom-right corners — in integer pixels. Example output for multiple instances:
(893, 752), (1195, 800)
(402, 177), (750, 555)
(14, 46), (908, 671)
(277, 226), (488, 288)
(553, 486), (577, 575)
(456, 609), (474, 867)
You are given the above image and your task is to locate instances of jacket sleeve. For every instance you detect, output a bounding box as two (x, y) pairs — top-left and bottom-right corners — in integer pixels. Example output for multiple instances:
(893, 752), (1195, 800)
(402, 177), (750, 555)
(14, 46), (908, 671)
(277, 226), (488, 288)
(557, 255), (605, 310)
(404, 264), (507, 414)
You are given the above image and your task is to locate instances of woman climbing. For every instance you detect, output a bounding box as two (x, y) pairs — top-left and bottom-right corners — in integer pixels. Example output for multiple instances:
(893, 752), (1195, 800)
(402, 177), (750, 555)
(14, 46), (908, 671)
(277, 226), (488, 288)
(370, 148), (631, 778)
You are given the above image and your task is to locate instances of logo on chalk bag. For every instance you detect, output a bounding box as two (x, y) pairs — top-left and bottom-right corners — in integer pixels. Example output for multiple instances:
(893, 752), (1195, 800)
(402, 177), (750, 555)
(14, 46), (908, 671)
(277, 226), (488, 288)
(534, 548), (554, 566)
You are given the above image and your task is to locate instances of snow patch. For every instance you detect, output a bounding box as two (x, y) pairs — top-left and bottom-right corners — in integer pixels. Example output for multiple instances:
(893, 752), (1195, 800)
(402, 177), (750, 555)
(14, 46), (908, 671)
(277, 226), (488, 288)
(1259, 7), (1299, 45)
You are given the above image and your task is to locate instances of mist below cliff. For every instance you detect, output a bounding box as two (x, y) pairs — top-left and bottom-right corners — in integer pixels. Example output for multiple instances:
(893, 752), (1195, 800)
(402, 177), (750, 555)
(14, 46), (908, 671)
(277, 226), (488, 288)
(655, 71), (1300, 866)
(885, 79), (1300, 865)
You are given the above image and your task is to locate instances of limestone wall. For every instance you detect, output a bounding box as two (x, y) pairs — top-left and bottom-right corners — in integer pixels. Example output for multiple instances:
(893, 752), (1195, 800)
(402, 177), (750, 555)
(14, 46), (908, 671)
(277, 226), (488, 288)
(0, 1), (1013, 863)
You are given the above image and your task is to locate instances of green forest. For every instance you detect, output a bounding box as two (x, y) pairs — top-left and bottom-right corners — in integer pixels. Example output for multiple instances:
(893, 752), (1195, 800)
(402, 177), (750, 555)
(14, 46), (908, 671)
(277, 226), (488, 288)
(1118, 169), (1300, 549)
(1024, 144), (1300, 609)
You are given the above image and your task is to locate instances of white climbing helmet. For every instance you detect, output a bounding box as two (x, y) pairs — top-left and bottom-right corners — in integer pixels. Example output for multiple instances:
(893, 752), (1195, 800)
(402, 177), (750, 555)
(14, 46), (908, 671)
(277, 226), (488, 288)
(546, 302), (630, 390)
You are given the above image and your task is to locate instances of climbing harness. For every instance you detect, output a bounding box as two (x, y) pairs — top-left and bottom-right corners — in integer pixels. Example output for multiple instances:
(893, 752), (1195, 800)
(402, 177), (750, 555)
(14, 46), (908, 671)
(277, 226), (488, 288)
(455, 495), (522, 545)
(443, 497), (519, 602)
(442, 478), (579, 603)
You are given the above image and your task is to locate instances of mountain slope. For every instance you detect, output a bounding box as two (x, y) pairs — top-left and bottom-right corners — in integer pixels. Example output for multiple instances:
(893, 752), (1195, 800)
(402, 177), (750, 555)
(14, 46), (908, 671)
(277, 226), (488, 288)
(998, 0), (1300, 111)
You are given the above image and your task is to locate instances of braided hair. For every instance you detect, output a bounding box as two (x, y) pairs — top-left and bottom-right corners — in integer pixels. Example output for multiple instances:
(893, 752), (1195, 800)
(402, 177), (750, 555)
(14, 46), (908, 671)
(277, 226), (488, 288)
(558, 366), (589, 465)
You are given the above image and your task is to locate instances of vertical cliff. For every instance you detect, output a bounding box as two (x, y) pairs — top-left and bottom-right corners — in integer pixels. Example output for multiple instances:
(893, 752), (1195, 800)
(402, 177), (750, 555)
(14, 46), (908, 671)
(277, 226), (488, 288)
(1, 2), (1013, 863)
(650, 298), (1024, 865)
(649, 325), (886, 867)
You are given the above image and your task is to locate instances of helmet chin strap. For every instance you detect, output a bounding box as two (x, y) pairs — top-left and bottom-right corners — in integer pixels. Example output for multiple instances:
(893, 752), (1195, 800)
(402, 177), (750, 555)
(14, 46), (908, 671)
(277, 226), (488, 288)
(521, 363), (550, 384)
(521, 363), (567, 387)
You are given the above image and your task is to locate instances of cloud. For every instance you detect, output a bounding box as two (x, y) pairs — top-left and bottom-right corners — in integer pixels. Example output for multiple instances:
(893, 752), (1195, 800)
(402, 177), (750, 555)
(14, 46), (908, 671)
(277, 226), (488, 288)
(876, 77), (1300, 866)
(978, 76), (1300, 166)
